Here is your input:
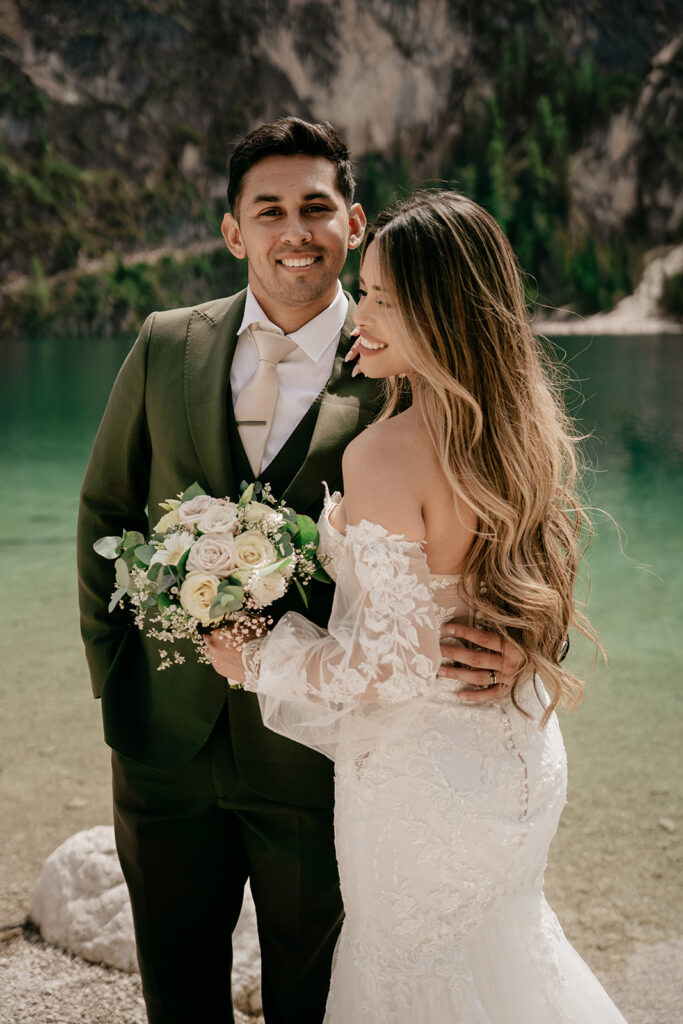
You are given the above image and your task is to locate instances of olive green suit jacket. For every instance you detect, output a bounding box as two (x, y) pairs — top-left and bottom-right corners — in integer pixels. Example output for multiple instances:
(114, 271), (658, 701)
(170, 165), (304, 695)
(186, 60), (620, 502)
(77, 290), (380, 806)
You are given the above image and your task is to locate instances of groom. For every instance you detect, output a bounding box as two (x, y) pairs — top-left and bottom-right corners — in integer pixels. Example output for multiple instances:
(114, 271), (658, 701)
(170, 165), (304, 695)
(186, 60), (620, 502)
(78, 117), (519, 1024)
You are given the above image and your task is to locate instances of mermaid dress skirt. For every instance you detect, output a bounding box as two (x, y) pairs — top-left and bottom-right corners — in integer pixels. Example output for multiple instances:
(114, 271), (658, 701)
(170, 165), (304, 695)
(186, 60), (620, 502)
(244, 495), (628, 1023)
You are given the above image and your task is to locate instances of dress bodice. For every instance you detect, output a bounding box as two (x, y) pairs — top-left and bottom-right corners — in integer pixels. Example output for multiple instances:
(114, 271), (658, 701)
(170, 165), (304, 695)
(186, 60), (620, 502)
(318, 487), (474, 634)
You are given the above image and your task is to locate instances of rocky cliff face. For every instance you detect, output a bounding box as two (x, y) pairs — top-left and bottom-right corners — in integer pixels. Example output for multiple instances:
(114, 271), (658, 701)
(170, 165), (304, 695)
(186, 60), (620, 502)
(0, 0), (680, 333)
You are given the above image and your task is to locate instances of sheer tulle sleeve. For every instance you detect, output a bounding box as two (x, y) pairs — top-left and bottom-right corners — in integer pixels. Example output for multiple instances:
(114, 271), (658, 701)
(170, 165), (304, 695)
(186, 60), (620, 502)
(242, 519), (441, 760)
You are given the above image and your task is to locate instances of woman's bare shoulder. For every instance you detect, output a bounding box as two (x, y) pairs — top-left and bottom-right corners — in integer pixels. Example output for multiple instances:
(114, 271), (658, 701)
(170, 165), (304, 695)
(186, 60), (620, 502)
(341, 416), (426, 540)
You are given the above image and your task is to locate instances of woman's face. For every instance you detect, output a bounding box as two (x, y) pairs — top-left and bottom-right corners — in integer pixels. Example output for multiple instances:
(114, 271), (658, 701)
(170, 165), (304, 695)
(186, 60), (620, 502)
(352, 241), (414, 379)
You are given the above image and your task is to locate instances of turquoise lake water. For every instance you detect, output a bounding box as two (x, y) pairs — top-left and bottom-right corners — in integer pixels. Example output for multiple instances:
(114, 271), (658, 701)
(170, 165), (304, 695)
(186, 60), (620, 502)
(2, 332), (681, 658)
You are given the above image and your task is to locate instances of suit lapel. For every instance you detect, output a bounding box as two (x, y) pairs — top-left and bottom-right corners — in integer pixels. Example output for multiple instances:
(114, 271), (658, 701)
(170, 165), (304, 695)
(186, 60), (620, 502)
(184, 292), (246, 500)
(283, 297), (381, 511)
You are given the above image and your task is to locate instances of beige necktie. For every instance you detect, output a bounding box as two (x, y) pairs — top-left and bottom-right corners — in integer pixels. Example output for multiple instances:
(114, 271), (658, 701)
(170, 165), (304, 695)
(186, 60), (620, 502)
(234, 322), (297, 476)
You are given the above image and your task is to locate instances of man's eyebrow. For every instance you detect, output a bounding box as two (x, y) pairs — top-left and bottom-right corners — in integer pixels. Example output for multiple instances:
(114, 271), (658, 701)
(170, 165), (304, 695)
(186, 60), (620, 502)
(250, 190), (335, 205)
(251, 193), (281, 205)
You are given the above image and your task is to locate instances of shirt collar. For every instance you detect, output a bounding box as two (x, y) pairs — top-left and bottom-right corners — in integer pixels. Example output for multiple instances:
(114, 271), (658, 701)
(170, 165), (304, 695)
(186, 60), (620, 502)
(237, 282), (348, 363)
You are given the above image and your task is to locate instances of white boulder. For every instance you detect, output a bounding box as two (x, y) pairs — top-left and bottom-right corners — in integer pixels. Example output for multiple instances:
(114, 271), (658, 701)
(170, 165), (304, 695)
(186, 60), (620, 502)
(30, 826), (262, 1013)
(31, 825), (137, 972)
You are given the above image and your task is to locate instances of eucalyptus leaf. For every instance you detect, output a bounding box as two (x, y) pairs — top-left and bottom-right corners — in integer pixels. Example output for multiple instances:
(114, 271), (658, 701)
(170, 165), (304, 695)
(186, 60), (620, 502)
(180, 482), (206, 503)
(140, 594), (158, 610)
(228, 570), (250, 585)
(93, 535), (123, 560)
(275, 535), (294, 557)
(158, 566), (177, 592)
(147, 561), (162, 582)
(108, 586), (128, 613)
(213, 585), (244, 612)
(217, 579), (244, 597)
(121, 546), (140, 569)
(134, 544), (155, 566)
(209, 596), (243, 619)
(114, 558), (130, 589)
(121, 530), (146, 551)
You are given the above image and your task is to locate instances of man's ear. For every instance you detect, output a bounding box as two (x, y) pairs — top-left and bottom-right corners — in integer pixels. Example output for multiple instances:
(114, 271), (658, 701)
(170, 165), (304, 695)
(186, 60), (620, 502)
(347, 203), (367, 251)
(222, 213), (246, 259)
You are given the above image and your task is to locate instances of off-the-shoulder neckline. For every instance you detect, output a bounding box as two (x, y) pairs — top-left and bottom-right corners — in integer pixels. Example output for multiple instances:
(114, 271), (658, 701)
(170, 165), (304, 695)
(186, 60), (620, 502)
(322, 487), (462, 582)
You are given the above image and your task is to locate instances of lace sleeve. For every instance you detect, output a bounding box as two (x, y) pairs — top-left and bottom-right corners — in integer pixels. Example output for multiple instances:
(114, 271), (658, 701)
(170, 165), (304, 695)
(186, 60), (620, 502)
(243, 519), (441, 760)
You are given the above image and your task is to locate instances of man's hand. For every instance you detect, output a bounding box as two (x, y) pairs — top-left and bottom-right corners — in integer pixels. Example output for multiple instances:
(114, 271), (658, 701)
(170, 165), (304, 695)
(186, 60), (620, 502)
(204, 629), (248, 683)
(439, 623), (525, 703)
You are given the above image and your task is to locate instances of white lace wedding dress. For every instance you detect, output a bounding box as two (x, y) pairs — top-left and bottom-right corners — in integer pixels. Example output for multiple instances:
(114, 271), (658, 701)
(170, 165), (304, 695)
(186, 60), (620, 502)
(244, 492), (628, 1023)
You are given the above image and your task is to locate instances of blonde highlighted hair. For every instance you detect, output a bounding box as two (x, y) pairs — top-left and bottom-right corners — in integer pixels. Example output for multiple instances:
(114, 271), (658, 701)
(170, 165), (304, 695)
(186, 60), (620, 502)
(364, 190), (599, 721)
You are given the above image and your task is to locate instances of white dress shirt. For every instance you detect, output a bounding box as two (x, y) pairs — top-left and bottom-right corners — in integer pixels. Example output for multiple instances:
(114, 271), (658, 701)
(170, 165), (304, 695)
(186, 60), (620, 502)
(230, 283), (348, 470)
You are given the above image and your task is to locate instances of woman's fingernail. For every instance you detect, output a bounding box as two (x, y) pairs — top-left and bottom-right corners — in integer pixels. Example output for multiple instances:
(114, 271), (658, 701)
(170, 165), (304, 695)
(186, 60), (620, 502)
(351, 364), (362, 377)
(344, 349), (355, 362)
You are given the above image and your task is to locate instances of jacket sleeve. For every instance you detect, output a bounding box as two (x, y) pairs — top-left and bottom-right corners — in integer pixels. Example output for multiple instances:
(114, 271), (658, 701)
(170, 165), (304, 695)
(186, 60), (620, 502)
(244, 520), (442, 760)
(77, 314), (154, 697)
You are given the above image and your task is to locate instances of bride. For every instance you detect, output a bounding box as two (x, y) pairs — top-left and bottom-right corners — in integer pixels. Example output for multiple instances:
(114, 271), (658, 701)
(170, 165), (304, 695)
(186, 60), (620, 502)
(206, 191), (628, 1023)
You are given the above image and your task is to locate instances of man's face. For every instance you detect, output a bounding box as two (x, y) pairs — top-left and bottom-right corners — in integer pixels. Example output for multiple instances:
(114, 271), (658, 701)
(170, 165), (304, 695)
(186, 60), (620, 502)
(222, 154), (366, 332)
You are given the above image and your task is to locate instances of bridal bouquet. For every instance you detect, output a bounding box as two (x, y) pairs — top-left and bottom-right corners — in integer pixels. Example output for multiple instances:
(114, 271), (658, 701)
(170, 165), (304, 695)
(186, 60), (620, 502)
(94, 481), (331, 670)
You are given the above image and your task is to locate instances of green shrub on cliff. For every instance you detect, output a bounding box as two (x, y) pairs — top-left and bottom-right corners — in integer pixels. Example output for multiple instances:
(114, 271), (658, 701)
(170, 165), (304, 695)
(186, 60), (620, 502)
(660, 271), (683, 318)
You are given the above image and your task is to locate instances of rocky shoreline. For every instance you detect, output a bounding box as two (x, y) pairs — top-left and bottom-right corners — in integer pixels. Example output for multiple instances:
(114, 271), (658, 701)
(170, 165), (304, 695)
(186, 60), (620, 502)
(534, 244), (683, 336)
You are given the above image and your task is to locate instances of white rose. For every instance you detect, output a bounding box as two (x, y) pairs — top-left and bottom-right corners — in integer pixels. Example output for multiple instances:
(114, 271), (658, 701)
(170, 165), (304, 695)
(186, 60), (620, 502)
(179, 571), (221, 624)
(233, 530), (277, 571)
(178, 494), (214, 527)
(196, 502), (239, 535)
(149, 530), (195, 566)
(153, 508), (180, 532)
(248, 571), (287, 609)
(243, 502), (283, 530)
(186, 535), (237, 577)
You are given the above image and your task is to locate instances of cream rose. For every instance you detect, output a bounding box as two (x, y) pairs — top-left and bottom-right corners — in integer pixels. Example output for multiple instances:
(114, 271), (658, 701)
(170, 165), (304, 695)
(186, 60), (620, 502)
(243, 502), (283, 530)
(248, 571), (287, 608)
(153, 507), (180, 532)
(233, 530), (277, 571)
(178, 494), (214, 527)
(179, 571), (222, 624)
(149, 530), (195, 567)
(196, 502), (239, 535)
(186, 534), (237, 576)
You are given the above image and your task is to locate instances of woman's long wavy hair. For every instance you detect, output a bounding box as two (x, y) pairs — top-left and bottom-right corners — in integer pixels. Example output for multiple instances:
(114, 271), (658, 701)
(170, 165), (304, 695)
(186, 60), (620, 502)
(364, 190), (600, 722)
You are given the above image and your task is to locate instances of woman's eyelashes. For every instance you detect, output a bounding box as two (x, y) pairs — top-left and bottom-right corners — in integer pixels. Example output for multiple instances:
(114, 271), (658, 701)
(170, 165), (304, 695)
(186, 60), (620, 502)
(358, 287), (389, 308)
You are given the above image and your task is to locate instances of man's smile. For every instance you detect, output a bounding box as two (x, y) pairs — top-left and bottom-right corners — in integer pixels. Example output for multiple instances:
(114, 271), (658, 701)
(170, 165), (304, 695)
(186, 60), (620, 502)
(276, 253), (322, 270)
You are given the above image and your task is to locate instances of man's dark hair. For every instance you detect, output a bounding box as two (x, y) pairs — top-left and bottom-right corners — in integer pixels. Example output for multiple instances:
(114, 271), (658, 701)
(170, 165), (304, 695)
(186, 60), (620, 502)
(227, 116), (355, 214)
